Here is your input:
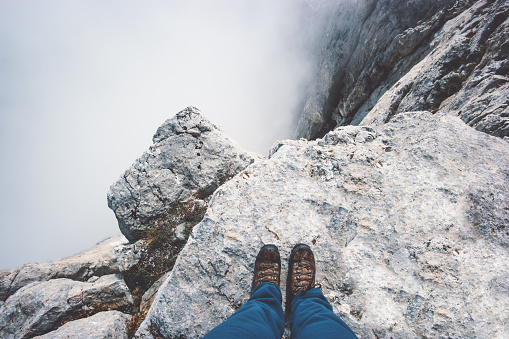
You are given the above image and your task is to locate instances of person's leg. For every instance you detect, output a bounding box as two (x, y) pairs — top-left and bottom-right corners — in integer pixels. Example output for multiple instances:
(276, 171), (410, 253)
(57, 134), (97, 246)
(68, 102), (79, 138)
(203, 282), (284, 339)
(289, 288), (357, 339)
(285, 244), (358, 339)
(204, 244), (284, 339)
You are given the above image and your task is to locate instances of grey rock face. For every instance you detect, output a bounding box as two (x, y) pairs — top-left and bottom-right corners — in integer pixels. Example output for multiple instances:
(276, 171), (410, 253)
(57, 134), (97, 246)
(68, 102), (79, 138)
(296, 0), (508, 140)
(33, 311), (131, 339)
(361, 0), (509, 138)
(137, 112), (509, 338)
(107, 106), (260, 242)
(0, 235), (129, 302)
(0, 274), (133, 338)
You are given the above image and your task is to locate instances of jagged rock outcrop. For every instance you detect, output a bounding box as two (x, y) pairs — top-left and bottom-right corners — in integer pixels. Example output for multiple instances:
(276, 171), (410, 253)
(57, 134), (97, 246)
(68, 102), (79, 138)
(296, 0), (508, 140)
(0, 235), (130, 303)
(0, 274), (133, 338)
(137, 112), (509, 338)
(34, 311), (131, 339)
(107, 106), (260, 242)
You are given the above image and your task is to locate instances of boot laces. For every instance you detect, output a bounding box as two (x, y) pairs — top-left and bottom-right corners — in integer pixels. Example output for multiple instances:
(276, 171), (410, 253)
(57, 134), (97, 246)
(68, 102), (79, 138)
(258, 262), (279, 283)
(293, 260), (314, 294)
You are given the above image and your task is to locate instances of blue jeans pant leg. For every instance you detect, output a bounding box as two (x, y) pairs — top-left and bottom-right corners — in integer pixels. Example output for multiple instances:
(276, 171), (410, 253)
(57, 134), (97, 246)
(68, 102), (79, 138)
(203, 282), (285, 339)
(289, 288), (358, 339)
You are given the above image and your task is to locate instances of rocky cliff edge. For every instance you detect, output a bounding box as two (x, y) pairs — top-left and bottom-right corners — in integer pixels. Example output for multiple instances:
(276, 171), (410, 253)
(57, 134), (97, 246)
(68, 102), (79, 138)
(136, 111), (509, 338)
(1, 0), (509, 337)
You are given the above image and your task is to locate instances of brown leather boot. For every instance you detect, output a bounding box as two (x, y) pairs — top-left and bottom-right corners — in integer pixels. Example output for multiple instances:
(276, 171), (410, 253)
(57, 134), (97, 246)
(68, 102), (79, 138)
(252, 244), (281, 293)
(285, 243), (317, 322)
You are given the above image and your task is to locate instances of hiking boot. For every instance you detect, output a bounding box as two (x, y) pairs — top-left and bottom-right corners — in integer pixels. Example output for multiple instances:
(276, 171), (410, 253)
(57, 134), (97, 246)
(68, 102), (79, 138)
(285, 243), (317, 321)
(252, 244), (281, 293)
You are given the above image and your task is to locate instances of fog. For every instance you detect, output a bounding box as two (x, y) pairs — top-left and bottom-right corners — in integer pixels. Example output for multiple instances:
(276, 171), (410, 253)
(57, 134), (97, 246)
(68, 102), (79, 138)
(0, 0), (316, 269)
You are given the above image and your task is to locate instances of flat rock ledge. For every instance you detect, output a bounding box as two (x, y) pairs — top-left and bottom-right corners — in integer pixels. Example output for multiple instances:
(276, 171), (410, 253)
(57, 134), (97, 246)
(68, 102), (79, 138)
(0, 235), (129, 303)
(137, 112), (509, 338)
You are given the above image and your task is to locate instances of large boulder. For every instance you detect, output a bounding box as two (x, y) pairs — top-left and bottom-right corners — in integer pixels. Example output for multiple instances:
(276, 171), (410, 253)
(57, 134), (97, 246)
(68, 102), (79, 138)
(33, 311), (131, 339)
(136, 112), (509, 338)
(0, 235), (130, 302)
(296, 0), (508, 140)
(0, 274), (133, 338)
(107, 106), (260, 242)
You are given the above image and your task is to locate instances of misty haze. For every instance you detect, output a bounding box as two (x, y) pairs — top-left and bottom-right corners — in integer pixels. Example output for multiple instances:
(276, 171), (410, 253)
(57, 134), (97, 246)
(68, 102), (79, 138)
(0, 0), (312, 269)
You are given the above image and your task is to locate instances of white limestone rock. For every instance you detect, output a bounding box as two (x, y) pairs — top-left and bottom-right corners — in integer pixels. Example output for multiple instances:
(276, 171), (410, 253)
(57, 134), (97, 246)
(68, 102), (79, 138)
(295, 0), (457, 138)
(107, 106), (261, 242)
(0, 235), (130, 302)
(33, 311), (131, 339)
(0, 274), (133, 338)
(136, 112), (509, 338)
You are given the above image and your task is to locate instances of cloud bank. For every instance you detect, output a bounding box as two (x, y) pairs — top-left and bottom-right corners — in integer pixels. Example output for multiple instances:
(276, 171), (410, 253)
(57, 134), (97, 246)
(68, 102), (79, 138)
(0, 0), (314, 268)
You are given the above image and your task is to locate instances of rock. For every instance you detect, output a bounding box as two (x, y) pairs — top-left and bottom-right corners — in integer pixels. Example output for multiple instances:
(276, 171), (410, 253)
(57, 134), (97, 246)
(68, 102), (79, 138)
(114, 241), (142, 272)
(107, 106), (261, 242)
(172, 222), (195, 242)
(139, 271), (171, 314)
(296, 0), (508, 140)
(0, 274), (133, 338)
(33, 311), (131, 339)
(361, 0), (509, 138)
(0, 235), (130, 302)
(136, 112), (509, 338)
(3, 1), (507, 337)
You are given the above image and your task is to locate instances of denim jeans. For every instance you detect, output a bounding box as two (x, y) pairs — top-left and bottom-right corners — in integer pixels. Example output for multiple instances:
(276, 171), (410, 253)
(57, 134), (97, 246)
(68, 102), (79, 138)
(203, 282), (357, 339)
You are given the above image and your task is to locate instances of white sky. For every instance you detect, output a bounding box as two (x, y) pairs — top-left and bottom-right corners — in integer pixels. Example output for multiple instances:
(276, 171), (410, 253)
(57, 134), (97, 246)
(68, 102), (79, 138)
(0, 0), (314, 269)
